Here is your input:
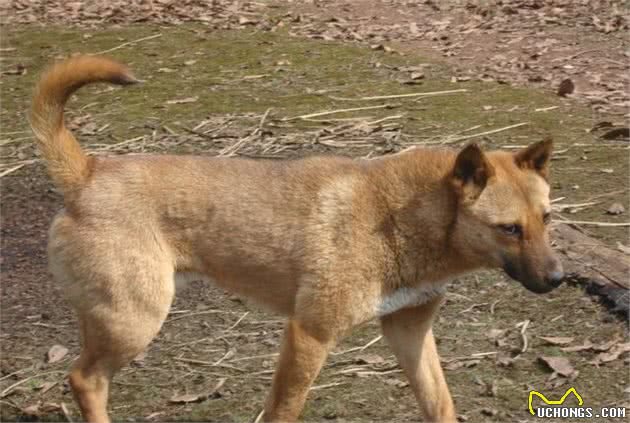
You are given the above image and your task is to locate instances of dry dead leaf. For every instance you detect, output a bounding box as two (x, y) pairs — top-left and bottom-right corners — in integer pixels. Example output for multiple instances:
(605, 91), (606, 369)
(589, 121), (614, 132)
(606, 202), (625, 215)
(616, 242), (630, 255)
(167, 377), (226, 405)
(496, 353), (517, 367)
(238, 16), (258, 25)
(184, 60), (197, 66)
(33, 381), (56, 393)
(538, 356), (575, 377)
(46, 344), (68, 363)
(601, 127), (630, 140)
(157, 67), (176, 73)
(443, 358), (480, 371)
(383, 378), (408, 388)
(355, 353), (384, 365)
(445, 361), (464, 371)
(593, 337), (621, 352)
(538, 336), (574, 346)
(591, 343), (630, 365)
(557, 78), (575, 97)
(165, 97), (198, 105)
(169, 393), (207, 404)
(481, 407), (498, 417)
(22, 402), (63, 417)
(2, 63), (26, 76)
(22, 404), (42, 416)
(561, 340), (594, 352)
(487, 328), (506, 339)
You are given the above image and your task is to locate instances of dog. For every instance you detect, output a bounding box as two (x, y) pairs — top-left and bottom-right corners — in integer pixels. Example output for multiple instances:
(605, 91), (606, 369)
(30, 56), (564, 423)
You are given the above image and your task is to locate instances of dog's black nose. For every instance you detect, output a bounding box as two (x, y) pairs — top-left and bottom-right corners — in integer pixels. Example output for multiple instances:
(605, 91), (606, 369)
(545, 270), (565, 287)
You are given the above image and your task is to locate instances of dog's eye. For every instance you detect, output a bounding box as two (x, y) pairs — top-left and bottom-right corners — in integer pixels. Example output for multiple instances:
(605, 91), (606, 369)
(543, 212), (551, 225)
(499, 224), (522, 236)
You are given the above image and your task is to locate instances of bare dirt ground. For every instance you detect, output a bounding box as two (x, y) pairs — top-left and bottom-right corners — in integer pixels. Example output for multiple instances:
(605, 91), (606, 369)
(1, 1), (629, 422)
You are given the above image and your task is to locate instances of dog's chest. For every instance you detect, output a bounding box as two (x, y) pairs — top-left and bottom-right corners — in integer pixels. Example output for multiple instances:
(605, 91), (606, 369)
(376, 282), (448, 317)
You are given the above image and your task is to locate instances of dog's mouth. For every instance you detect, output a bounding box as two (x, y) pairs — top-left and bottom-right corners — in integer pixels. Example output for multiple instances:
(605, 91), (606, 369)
(501, 259), (559, 294)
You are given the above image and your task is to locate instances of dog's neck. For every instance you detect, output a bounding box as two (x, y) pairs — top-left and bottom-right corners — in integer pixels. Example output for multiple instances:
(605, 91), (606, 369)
(369, 150), (478, 287)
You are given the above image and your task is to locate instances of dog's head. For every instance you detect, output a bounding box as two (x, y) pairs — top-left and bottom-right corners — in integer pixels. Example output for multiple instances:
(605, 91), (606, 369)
(449, 138), (564, 294)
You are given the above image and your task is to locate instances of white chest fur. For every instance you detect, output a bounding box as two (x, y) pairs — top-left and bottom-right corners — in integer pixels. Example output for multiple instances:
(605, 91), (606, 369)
(376, 282), (448, 317)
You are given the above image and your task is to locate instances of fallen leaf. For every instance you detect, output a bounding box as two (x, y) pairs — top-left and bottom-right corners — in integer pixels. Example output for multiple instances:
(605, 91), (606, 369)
(487, 328), (506, 339)
(539, 356), (575, 377)
(561, 340), (594, 352)
(601, 127), (630, 140)
(593, 337), (620, 352)
(410, 71), (424, 80)
(538, 336), (574, 346)
(169, 393), (207, 404)
(157, 67), (176, 73)
(616, 242), (630, 255)
(464, 359), (480, 368)
(557, 78), (574, 97)
(355, 354), (384, 365)
(22, 404), (41, 416)
(443, 359), (480, 370)
(591, 343), (630, 365)
(46, 345), (68, 363)
(589, 121), (613, 132)
(383, 378), (408, 388)
(184, 60), (197, 66)
(606, 202), (625, 215)
(169, 378), (227, 403)
(496, 353), (517, 367)
(23, 402), (63, 416)
(165, 97), (198, 105)
(481, 407), (498, 416)
(2, 63), (26, 76)
(40, 402), (63, 413)
(132, 351), (147, 367)
(238, 16), (258, 25)
(33, 381), (56, 393)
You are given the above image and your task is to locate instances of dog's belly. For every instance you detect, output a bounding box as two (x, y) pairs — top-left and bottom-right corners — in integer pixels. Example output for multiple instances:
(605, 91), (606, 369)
(173, 270), (298, 315)
(376, 281), (448, 317)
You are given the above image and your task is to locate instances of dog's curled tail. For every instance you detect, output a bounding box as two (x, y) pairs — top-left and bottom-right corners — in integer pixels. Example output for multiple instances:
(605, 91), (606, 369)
(30, 55), (138, 196)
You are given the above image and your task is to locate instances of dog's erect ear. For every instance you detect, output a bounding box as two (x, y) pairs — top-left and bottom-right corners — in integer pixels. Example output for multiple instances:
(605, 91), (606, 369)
(515, 137), (553, 179)
(452, 143), (494, 203)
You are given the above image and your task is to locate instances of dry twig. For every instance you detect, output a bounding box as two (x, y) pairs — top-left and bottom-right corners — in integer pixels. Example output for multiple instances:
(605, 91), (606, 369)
(283, 104), (395, 121)
(93, 33), (163, 55)
(331, 89), (468, 101)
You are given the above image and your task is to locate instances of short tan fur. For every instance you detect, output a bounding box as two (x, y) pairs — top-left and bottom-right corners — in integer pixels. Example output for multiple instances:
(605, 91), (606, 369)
(30, 56), (564, 423)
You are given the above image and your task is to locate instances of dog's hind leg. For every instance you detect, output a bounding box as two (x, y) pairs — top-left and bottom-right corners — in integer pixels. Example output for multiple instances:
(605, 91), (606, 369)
(49, 219), (175, 423)
(380, 296), (457, 423)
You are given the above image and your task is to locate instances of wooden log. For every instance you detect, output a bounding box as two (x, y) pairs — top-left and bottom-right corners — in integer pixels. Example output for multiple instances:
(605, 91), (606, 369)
(551, 222), (629, 315)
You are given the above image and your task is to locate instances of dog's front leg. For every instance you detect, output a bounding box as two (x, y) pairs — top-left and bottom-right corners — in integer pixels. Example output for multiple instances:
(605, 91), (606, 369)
(380, 297), (457, 423)
(263, 318), (332, 422)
